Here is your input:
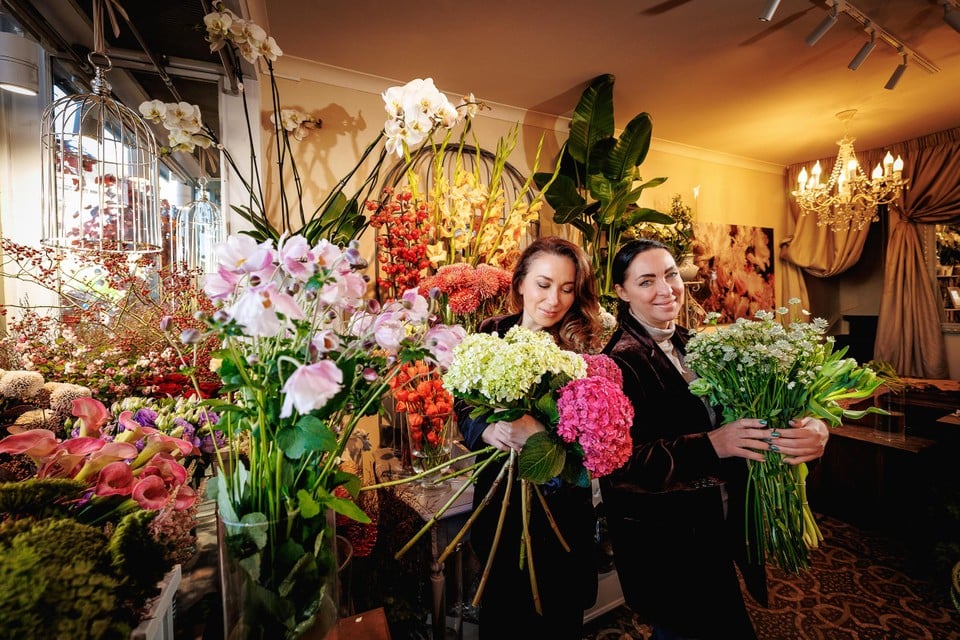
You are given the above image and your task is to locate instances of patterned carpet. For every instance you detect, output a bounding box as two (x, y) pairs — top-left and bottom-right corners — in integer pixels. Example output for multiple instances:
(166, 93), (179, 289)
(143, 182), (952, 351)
(582, 515), (960, 640)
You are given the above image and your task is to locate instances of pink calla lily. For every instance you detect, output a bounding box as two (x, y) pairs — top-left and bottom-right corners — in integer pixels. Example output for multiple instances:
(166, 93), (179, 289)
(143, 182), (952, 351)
(74, 441), (140, 483)
(131, 474), (170, 510)
(140, 453), (188, 485)
(94, 461), (135, 497)
(114, 411), (145, 443)
(173, 483), (198, 511)
(72, 397), (110, 438)
(60, 436), (107, 455)
(0, 429), (58, 463)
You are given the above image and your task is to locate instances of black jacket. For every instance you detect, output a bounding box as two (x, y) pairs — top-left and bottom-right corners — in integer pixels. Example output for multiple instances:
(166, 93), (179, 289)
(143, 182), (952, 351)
(599, 312), (765, 639)
(457, 314), (598, 637)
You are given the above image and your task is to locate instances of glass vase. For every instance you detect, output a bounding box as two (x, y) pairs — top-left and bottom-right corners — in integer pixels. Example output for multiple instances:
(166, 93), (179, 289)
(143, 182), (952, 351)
(406, 410), (454, 488)
(218, 510), (339, 640)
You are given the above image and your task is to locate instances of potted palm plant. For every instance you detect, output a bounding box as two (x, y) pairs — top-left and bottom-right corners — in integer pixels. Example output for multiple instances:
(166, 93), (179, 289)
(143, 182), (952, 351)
(533, 74), (673, 302)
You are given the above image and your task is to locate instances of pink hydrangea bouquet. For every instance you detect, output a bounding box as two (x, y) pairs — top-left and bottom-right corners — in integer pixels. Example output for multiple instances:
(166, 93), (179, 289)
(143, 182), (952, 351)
(390, 325), (632, 611)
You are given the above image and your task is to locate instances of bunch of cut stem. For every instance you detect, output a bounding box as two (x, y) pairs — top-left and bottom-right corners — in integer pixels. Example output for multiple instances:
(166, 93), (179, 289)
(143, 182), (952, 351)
(746, 452), (821, 574)
(364, 447), (570, 614)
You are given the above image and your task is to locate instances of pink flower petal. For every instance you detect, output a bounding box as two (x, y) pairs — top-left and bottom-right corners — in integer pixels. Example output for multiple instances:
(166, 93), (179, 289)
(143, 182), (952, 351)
(94, 461), (134, 497)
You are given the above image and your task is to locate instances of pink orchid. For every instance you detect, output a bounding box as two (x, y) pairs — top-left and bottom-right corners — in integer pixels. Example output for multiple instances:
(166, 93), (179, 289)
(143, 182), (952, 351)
(280, 360), (343, 418)
(72, 397), (110, 437)
(131, 474), (170, 510)
(94, 461), (135, 497)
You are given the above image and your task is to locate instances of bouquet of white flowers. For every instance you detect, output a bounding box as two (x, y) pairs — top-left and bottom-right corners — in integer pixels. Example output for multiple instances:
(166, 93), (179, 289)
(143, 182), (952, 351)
(685, 301), (884, 573)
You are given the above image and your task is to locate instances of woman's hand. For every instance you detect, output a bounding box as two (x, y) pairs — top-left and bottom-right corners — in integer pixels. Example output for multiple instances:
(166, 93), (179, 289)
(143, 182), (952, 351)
(707, 418), (770, 462)
(775, 416), (829, 465)
(480, 414), (546, 452)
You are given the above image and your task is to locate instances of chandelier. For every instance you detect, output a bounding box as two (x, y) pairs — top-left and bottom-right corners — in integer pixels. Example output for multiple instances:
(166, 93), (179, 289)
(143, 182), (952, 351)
(791, 110), (908, 232)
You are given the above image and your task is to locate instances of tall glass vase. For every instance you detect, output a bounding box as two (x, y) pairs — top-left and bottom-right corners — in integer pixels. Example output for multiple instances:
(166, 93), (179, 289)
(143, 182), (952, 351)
(218, 509), (339, 640)
(406, 410), (454, 488)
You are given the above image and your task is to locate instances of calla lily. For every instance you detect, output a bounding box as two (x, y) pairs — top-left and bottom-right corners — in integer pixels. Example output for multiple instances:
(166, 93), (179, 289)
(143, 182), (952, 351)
(0, 429), (58, 464)
(132, 474), (170, 510)
(173, 483), (198, 511)
(72, 397), (110, 437)
(74, 441), (140, 483)
(140, 452), (188, 485)
(94, 461), (135, 497)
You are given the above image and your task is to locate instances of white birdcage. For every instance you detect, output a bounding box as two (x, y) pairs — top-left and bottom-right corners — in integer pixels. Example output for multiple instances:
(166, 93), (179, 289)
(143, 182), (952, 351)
(40, 58), (161, 254)
(173, 177), (223, 274)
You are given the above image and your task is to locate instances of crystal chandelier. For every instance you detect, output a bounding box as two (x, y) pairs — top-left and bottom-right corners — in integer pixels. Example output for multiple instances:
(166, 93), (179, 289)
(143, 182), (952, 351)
(791, 110), (908, 232)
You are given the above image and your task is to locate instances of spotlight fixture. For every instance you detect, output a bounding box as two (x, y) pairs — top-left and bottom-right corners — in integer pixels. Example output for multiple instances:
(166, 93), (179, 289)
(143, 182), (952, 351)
(0, 31), (39, 96)
(848, 31), (876, 70)
(806, 6), (840, 46)
(884, 53), (908, 90)
(759, 0), (781, 22)
(945, 2), (960, 33)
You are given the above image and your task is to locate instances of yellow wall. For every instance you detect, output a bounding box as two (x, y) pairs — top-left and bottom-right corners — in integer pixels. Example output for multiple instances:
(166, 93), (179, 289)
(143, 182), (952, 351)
(261, 57), (792, 301)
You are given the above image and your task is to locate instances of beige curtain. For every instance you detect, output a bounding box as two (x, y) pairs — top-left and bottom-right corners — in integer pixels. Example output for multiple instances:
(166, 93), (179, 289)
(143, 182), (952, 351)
(874, 129), (960, 377)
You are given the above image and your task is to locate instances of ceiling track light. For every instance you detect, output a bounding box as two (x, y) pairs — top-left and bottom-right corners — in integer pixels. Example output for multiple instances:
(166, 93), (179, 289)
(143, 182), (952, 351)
(806, 6), (840, 46)
(944, 2), (960, 33)
(884, 52), (908, 90)
(759, 0), (781, 22)
(848, 30), (876, 70)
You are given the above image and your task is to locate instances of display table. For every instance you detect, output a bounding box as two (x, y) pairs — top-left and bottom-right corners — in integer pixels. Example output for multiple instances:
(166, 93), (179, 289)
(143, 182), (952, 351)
(372, 448), (474, 640)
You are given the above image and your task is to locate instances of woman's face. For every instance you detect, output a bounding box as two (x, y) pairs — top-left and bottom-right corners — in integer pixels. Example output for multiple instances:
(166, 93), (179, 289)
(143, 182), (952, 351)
(615, 248), (684, 329)
(518, 252), (577, 332)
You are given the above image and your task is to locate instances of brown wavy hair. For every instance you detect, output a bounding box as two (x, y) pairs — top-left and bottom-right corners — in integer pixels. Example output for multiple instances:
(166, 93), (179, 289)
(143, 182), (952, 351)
(508, 237), (602, 353)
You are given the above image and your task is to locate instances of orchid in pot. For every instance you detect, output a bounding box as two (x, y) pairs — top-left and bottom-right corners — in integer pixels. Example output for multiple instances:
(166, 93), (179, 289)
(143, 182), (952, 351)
(139, 3), (478, 246)
(195, 233), (463, 639)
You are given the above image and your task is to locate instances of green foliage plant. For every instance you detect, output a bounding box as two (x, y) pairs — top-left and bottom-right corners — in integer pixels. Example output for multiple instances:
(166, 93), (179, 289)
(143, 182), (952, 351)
(533, 74), (673, 299)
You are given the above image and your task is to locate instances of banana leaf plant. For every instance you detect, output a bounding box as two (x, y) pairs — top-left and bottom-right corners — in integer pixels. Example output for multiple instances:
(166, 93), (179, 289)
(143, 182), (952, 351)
(534, 74), (673, 300)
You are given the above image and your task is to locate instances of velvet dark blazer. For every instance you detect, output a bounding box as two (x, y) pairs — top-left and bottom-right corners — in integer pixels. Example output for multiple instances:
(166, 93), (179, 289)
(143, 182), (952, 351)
(599, 312), (765, 639)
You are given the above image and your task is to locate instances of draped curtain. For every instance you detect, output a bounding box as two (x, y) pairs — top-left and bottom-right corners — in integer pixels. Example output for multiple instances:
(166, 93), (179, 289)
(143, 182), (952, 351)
(781, 128), (960, 378)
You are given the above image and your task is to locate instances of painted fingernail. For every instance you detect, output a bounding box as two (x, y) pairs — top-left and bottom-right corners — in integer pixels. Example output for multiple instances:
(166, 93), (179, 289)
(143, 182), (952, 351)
(769, 431), (780, 438)
(759, 419), (768, 426)
(770, 444), (780, 453)
(762, 437), (773, 444)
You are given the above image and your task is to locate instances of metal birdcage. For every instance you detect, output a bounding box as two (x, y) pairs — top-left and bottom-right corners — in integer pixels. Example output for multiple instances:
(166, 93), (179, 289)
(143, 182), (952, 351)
(173, 177), (223, 274)
(40, 57), (161, 254)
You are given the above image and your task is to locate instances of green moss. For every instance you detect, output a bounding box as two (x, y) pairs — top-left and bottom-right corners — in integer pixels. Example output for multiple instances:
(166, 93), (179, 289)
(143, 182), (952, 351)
(0, 478), (87, 519)
(109, 509), (167, 596)
(0, 518), (132, 639)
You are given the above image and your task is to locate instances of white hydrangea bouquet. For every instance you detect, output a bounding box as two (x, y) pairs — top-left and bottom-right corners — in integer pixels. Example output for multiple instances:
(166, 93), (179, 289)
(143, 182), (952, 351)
(685, 301), (884, 573)
(385, 325), (633, 612)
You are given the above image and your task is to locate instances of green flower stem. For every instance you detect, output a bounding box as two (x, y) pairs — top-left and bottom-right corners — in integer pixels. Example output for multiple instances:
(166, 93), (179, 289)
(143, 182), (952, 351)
(532, 482), (570, 553)
(362, 447), (497, 491)
(473, 449), (516, 608)
(393, 449), (504, 560)
(521, 479), (542, 615)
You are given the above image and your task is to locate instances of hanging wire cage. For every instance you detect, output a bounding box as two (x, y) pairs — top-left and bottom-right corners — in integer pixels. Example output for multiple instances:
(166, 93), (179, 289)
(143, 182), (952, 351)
(172, 176), (223, 275)
(41, 57), (161, 254)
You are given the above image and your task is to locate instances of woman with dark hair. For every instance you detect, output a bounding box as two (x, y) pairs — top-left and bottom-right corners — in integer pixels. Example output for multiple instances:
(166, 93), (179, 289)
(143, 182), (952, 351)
(457, 236), (602, 638)
(600, 238), (829, 640)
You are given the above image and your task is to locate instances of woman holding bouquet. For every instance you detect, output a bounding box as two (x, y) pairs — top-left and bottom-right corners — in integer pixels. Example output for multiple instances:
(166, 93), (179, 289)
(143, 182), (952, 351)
(457, 237), (603, 639)
(600, 238), (829, 640)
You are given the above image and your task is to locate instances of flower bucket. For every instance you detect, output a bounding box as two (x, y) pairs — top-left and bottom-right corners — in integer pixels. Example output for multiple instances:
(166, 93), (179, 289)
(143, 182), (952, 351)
(218, 510), (339, 640)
